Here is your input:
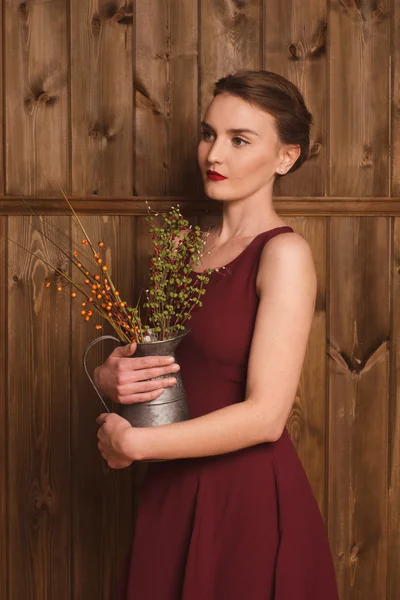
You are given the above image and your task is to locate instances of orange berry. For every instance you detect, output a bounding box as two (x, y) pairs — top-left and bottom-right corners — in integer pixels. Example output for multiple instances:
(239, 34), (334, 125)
(85, 279), (90, 285)
(84, 316), (90, 322)
(96, 294), (102, 300)
(77, 262), (82, 268)
(101, 303), (107, 308)
(82, 240), (88, 245)
(95, 325), (102, 330)
(95, 275), (101, 281)
(114, 291), (120, 297)
(87, 310), (93, 317)
(88, 297), (93, 303)
(85, 271), (89, 276)
(45, 281), (51, 288)
(108, 312), (112, 317)
(57, 286), (62, 292)
(101, 265), (107, 271)
(98, 242), (104, 247)
(97, 259), (103, 265)
(81, 310), (86, 316)
(73, 251), (78, 257)
(81, 302), (86, 307)
(71, 292), (77, 298)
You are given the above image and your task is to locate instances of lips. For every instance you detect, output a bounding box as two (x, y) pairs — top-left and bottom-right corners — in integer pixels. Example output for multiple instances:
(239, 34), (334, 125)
(206, 170), (227, 181)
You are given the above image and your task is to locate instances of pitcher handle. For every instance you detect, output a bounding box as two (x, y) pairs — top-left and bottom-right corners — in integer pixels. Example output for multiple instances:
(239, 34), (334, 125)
(83, 335), (122, 413)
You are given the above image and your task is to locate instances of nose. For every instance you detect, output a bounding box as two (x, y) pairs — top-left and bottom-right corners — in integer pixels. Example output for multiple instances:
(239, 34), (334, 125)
(205, 137), (226, 165)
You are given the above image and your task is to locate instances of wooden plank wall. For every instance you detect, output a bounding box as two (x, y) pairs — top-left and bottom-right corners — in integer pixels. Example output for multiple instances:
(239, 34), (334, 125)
(0, 1), (398, 599)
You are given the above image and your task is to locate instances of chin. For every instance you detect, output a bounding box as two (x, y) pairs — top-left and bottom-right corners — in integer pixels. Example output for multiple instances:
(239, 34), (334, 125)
(203, 181), (234, 201)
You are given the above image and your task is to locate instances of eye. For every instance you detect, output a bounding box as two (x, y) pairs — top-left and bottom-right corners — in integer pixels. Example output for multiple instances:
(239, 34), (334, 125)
(200, 130), (214, 141)
(232, 137), (249, 148)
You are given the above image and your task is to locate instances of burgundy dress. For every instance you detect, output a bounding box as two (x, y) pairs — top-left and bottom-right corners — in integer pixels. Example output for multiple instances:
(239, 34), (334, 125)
(117, 226), (339, 600)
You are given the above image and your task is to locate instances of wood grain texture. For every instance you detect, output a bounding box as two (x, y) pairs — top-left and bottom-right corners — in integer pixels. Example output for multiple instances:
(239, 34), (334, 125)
(5, 0), (69, 194)
(70, 216), (135, 600)
(200, 0), (262, 115)
(0, 217), (8, 600)
(264, 0), (327, 196)
(388, 217), (400, 600)
(135, 0), (198, 194)
(4, 196), (400, 215)
(7, 216), (71, 600)
(329, 1), (390, 196)
(70, 0), (134, 196)
(5, 1), (71, 598)
(328, 217), (389, 600)
(392, 0), (400, 196)
(284, 217), (328, 519)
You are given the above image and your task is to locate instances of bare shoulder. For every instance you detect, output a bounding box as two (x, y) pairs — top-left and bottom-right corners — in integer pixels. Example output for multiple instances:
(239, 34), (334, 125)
(256, 231), (317, 297)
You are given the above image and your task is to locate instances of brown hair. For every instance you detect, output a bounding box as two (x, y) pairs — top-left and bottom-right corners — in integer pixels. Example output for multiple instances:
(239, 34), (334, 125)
(213, 70), (313, 176)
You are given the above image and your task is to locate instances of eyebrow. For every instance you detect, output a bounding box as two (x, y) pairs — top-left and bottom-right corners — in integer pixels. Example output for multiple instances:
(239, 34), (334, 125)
(200, 121), (259, 136)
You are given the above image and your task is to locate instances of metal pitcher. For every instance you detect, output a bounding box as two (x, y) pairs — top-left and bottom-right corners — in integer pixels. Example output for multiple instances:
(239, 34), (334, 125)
(83, 328), (190, 428)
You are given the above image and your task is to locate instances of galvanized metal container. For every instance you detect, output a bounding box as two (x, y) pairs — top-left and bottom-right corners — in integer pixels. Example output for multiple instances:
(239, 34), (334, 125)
(83, 328), (190, 428)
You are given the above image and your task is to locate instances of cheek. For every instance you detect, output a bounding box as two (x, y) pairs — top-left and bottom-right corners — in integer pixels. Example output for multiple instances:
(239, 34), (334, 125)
(232, 149), (270, 181)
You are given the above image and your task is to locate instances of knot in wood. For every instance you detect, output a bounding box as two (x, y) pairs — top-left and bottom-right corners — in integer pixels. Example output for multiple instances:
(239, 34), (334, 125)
(12, 275), (19, 283)
(288, 43), (299, 60)
(37, 92), (50, 106)
(309, 142), (322, 157)
(88, 128), (101, 139)
(19, 2), (27, 12)
(91, 17), (101, 29)
(350, 544), (360, 561)
(360, 145), (373, 168)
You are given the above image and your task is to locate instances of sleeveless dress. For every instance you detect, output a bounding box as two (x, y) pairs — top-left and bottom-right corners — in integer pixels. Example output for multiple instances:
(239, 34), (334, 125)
(117, 226), (339, 600)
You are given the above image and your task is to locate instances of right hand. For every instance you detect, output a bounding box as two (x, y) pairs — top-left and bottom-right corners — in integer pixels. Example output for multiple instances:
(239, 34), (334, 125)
(93, 342), (180, 405)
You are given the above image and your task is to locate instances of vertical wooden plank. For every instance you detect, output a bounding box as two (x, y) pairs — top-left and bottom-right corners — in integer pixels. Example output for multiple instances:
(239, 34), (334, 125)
(7, 217), (71, 600)
(70, 1), (135, 597)
(392, 0), (400, 196)
(329, 1), (390, 196)
(5, 0), (69, 194)
(0, 2), (8, 597)
(135, 0), (198, 194)
(388, 217), (400, 600)
(328, 217), (389, 600)
(0, 217), (8, 600)
(71, 0), (134, 196)
(284, 217), (328, 520)
(264, 0), (327, 197)
(200, 0), (262, 116)
(5, 0), (71, 598)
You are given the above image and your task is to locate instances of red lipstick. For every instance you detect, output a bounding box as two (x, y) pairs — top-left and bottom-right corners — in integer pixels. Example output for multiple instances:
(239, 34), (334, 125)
(206, 170), (227, 181)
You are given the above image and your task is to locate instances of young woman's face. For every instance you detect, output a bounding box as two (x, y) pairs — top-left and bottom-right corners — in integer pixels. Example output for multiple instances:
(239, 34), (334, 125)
(197, 93), (291, 201)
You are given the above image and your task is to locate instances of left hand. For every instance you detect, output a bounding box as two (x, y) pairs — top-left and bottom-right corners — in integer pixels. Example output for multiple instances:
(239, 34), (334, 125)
(96, 412), (134, 469)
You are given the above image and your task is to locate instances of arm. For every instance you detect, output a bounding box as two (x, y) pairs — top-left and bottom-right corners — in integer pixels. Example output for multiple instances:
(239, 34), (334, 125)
(121, 232), (317, 462)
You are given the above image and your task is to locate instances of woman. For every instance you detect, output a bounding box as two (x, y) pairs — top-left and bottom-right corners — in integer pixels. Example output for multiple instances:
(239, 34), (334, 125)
(95, 70), (339, 599)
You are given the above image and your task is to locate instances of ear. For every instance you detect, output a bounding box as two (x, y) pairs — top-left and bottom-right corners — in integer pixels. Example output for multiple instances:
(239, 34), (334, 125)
(277, 145), (301, 175)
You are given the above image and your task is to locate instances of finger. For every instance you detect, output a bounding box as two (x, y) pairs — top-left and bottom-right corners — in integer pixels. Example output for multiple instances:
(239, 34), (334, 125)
(116, 388), (170, 405)
(110, 342), (137, 358)
(127, 355), (177, 370)
(117, 377), (177, 396)
(131, 364), (180, 382)
(96, 413), (109, 425)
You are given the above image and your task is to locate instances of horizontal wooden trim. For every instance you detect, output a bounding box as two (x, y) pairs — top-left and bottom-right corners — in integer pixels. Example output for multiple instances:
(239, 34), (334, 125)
(0, 196), (400, 216)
